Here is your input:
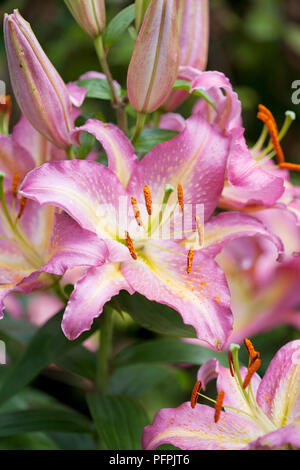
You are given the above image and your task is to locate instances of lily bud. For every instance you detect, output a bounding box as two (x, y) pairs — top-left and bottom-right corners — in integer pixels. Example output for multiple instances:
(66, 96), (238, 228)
(163, 0), (209, 111)
(64, 0), (106, 38)
(127, 0), (179, 114)
(4, 10), (74, 149)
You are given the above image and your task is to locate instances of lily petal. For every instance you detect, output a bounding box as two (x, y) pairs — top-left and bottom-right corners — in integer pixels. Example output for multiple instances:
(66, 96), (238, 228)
(142, 403), (262, 450)
(62, 263), (134, 340)
(71, 119), (138, 188)
(245, 419), (300, 450)
(20, 160), (128, 238)
(256, 340), (300, 427)
(121, 240), (232, 350)
(128, 114), (229, 222)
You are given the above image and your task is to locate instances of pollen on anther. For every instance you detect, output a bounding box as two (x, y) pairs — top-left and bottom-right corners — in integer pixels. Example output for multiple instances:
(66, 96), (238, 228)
(143, 185), (152, 215)
(187, 249), (194, 274)
(190, 380), (202, 409)
(243, 358), (261, 389)
(244, 338), (260, 367)
(12, 173), (20, 198)
(257, 105), (285, 164)
(131, 197), (142, 226)
(214, 390), (225, 423)
(17, 196), (28, 219)
(177, 184), (184, 212)
(125, 231), (138, 260)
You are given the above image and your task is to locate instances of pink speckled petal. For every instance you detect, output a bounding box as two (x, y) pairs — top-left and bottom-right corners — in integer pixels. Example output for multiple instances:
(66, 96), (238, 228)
(142, 402), (262, 450)
(257, 340), (300, 427)
(20, 160), (128, 238)
(128, 114), (229, 223)
(245, 419), (300, 450)
(71, 119), (138, 187)
(121, 240), (232, 350)
(62, 263), (134, 339)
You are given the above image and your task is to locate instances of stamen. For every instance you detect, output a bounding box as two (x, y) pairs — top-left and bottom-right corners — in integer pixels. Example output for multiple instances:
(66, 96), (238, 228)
(228, 350), (235, 377)
(243, 358), (261, 389)
(279, 162), (300, 173)
(186, 249), (194, 274)
(131, 197), (142, 226)
(177, 184), (184, 212)
(143, 185), (152, 216)
(195, 216), (204, 247)
(244, 338), (260, 367)
(17, 196), (28, 219)
(190, 380), (202, 409)
(12, 173), (20, 199)
(214, 390), (225, 423)
(125, 231), (138, 260)
(257, 106), (285, 164)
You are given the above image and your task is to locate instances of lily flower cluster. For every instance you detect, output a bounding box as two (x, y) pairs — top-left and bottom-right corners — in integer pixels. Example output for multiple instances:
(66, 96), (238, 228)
(0, 0), (299, 450)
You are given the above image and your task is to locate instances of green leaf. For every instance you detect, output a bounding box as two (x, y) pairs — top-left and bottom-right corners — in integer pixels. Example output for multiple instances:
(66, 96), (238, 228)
(133, 128), (178, 153)
(48, 432), (97, 450)
(114, 338), (227, 367)
(118, 292), (197, 338)
(77, 78), (114, 100)
(87, 393), (149, 450)
(103, 4), (136, 48)
(0, 408), (94, 437)
(172, 79), (191, 91)
(73, 131), (96, 159)
(191, 87), (217, 111)
(0, 311), (98, 405)
(109, 364), (173, 397)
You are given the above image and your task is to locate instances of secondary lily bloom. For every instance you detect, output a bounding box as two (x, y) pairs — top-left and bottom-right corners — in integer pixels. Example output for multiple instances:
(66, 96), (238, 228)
(20, 114), (281, 348)
(127, 0), (180, 113)
(217, 235), (300, 345)
(142, 340), (300, 450)
(4, 10), (74, 149)
(163, 0), (209, 111)
(64, 0), (106, 38)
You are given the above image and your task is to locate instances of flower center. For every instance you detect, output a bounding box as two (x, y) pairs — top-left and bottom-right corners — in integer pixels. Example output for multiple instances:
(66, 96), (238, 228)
(125, 183), (203, 274)
(190, 339), (277, 434)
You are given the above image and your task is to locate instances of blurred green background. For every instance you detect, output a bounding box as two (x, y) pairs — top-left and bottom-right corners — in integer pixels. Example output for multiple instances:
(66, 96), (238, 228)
(1, 0), (300, 162)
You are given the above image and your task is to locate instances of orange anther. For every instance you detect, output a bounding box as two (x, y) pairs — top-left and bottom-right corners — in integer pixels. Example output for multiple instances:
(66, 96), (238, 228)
(0, 96), (12, 116)
(17, 196), (28, 219)
(279, 162), (300, 172)
(131, 197), (142, 226)
(187, 249), (194, 274)
(125, 231), (138, 260)
(243, 358), (261, 389)
(190, 380), (202, 409)
(214, 390), (225, 423)
(257, 105), (285, 164)
(143, 185), (152, 216)
(12, 173), (20, 198)
(177, 184), (184, 212)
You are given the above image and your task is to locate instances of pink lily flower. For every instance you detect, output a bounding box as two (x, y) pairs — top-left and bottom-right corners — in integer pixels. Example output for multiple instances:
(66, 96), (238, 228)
(20, 114), (281, 349)
(217, 236), (300, 345)
(142, 340), (300, 450)
(161, 70), (286, 209)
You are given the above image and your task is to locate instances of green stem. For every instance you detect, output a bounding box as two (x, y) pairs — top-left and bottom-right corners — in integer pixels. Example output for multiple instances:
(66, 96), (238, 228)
(96, 307), (113, 393)
(132, 112), (146, 143)
(94, 35), (128, 135)
(66, 146), (76, 160)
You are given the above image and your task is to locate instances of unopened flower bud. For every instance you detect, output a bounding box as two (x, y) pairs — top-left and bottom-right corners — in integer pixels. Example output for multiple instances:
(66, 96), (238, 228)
(4, 10), (74, 149)
(127, 0), (179, 114)
(64, 0), (106, 38)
